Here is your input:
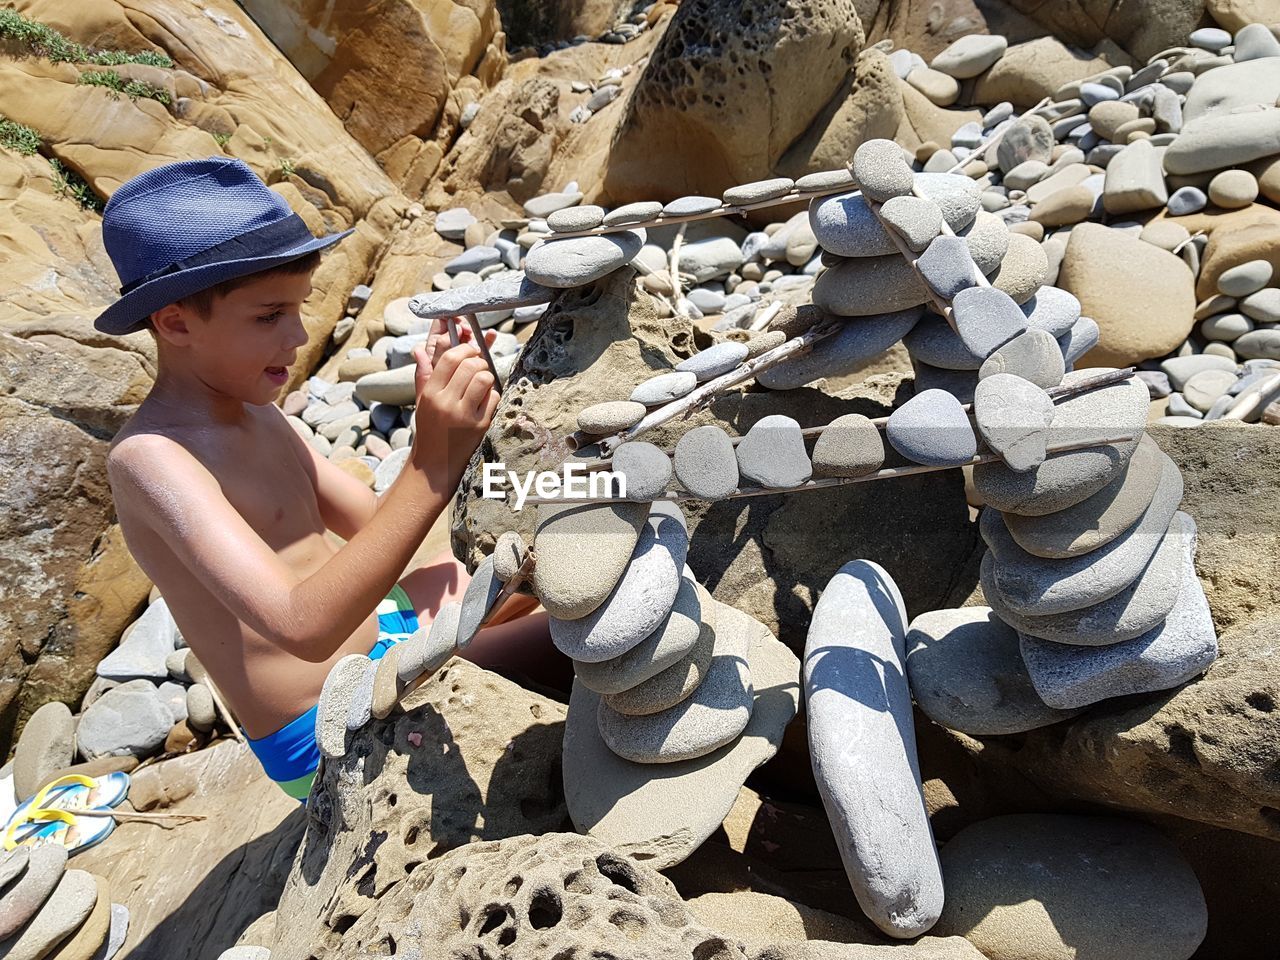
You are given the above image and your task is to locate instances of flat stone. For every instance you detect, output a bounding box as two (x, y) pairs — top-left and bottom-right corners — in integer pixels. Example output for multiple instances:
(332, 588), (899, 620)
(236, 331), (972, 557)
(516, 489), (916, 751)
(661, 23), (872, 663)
(811, 413), (884, 478)
(795, 169), (856, 192)
(1208, 169), (1259, 209)
(343, 657), (377, 731)
(547, 204), (605, 233)
(12, 701), (75, 802)
(973, 368), (1150, 515)
(549, 509), (687, 663)
(602, 201), (663, 226)
(99, 903), (129, 960)
(907, 66), (960, 106)
(979, 329), (1066, 388)
(757, 308), (923, 389)
(951, 285), (1030, 357)
(987, 511), (1192, 646)
(0, 849), (28, 896)
(0, 846), (65, 940)
(887, 387), (978, 469)
(445, 245), (500, 275)
(675, 341), (749, 381)
(663, 196), (722, 217)
(601, 603), (717, 716)
(934, 815), (1209, 960)
(577, 400), (646, 434)
(630, 371), (697, 405)
(810, 182), (976, 259)
(1020, 540), (1216, 710)
(76, 679), (172, 760)
(1234, 328), (1280, 361)
(457, 555), (502, 647)
(610, 441), (670, 501)
(407, 273), (557, 321)
(434, 207), (475, 240)
(956, 211), (1010, 275)
(905, 606), (1083, 735)
(1241, 288), (1280, 323)
(1183, 367), (1240, 412)
(1216, 258), (1273, 298)
(853, 138), (915, 203)
(370, 645), (404, 720)
(1029, 184), (1095, 226)
(1163, 110), (1280, 176)
(523, 230), (645, 288)
(673, 425), (739, 500)
(990, 232), (1049, 304)
(523, 191), (583, 218)
(981, 455), (1183, 616)
(678, 236), (744, 283)
(573, 572), (704, 695)
(562, 609), (799, 870)
(1057, 315), (1101, 366)
(1234, 21), (1280, 61)
(1004, 435), (1166, 558)
(1160, 353), (1238, 390)
(735, 415), (811, 488)
(533, 501), (649, 620)
(315, 655), (369, 758)
(805, 560), (943, 938)
(1103, 139), (1168, 214)
(723, 178), (794, 205)
(974, 374), (1056, 472)
(1200, 312), (1253, 343)
(54, 873), (111, 960)
(492, 531), (528, 582)
(1018, 286), (1081, 339)
(904, 313), (985, 370)
(185, 683), (215, 732)
(597, 601), (753, 763)
(879, 195), (944, 253)
(931, 34), (1007, 78)
(397, 602), (460, 682)
(916, 235), (978, 300)
(97, 598), (179, 682)
(3, 868), (97, 960)
(996, 115), (1055, 172)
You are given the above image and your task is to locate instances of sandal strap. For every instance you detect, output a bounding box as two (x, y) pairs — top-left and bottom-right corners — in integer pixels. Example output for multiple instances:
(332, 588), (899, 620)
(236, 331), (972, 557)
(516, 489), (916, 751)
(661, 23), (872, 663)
(28, 774), (96, 813)
(3, 807), (76, 851)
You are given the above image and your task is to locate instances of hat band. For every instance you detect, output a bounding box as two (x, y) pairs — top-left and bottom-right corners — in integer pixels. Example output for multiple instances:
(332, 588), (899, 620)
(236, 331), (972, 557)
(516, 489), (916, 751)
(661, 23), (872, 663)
(118, 213), (315, 295)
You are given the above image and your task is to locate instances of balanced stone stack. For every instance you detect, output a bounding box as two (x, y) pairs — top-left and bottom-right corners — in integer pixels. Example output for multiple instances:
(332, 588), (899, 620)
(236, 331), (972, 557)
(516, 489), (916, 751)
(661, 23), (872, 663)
(539, 495), (799, 868)
(905, 368), (1218, 727)
(0, 847), (127, 960)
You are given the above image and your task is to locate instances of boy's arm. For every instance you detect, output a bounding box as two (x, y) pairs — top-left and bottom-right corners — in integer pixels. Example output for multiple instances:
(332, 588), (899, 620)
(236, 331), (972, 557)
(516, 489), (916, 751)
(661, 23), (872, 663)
(109, 340), (498, 662)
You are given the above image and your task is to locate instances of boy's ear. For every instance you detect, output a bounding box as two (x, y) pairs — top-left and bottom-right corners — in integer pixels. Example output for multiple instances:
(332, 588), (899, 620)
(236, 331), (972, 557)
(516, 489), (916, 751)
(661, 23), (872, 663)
(150, 303), (194, 345)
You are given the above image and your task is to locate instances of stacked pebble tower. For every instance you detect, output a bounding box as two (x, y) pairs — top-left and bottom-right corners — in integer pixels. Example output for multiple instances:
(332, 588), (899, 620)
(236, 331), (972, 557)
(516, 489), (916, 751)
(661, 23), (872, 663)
(0, 846), (127, 960)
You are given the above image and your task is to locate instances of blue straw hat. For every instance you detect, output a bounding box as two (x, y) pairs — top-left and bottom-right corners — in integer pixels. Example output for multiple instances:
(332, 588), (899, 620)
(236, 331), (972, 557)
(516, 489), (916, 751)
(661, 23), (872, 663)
(94, 156), (353, 336)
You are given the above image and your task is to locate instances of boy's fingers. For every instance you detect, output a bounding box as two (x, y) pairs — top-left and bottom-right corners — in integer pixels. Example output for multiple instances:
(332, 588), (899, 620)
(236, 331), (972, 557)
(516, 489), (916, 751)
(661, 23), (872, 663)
(462, 368), (496, 415)
(480, 382), (501, 421)
(427, 342), (480, 395)
(412, 344), (433, 392)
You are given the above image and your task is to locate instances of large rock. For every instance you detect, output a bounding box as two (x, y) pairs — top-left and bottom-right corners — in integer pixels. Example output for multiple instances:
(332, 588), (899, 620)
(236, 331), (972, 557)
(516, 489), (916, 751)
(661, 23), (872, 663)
(272, 659), (568, 960)
(973, 37), (1126, 106)
(322, 833), (749, 960)
(603, 0), (865, 201)
(1058, 222), (1196, 366)
(452, 270), (979, 652)
(934, 814), (1207, 960)
(73, 740), (305, 960)
(238, 0), (503, 160)
(1005, 0), (1204, 62)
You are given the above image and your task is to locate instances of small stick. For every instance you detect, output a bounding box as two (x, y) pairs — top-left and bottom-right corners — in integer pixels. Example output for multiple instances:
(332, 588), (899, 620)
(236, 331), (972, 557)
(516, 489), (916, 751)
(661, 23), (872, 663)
(74, 808), (207, 825)
(445, 315), (461, 347)
(203, 677), (244, 744)
(579, 367), (1136, 467)
(523, 433), (1142, 506)
(596, 322), (841, 454)
(749, 300), (784, 332)
(464, 313), (503, 385)
(669, 222), (687, 317)
(476, 549), (537, 630)
(1221, 371), (1280, 422)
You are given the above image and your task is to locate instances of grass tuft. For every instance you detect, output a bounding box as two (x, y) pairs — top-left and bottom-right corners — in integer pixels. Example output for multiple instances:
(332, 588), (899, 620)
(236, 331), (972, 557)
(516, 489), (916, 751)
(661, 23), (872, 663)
(49, 157), (104, 212)
(76, 68), (171, 105)
(0, 8), (173, 67)
(0, 114), (41, 155)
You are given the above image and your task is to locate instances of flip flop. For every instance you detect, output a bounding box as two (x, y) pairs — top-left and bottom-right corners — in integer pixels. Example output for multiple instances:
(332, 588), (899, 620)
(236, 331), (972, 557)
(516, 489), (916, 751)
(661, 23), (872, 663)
(3, 808), (114, 856)
(5, 774), (130, 844)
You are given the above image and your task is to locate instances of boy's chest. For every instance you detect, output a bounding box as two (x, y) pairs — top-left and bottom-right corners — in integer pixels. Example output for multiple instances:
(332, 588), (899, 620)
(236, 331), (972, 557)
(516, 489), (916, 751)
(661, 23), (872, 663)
(201, 423), (323, 546)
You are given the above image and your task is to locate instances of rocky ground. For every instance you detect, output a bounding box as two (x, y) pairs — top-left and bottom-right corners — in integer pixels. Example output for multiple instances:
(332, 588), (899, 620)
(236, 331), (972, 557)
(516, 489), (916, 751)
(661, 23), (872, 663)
(3, 0), (1280, 958)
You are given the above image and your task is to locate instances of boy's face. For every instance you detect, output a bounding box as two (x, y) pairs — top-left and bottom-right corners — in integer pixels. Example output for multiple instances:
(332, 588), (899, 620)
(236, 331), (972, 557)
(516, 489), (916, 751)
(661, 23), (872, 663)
(156, 270), (314, 405)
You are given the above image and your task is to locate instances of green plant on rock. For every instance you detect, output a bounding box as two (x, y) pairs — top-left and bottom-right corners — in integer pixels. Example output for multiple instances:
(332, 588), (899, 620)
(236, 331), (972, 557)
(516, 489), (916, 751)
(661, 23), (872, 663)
(279, 157), (296, 177)
(0, 115), (41, 155)
(76, 69), (171, 105)
(0, 8), (173, 67)
(211, 131), (232, 147)
(50, 157), (104, 212)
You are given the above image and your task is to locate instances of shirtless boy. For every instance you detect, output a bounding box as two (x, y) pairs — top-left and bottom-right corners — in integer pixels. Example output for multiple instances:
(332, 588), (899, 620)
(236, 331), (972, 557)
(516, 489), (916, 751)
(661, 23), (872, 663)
(94, 156), (550, 800)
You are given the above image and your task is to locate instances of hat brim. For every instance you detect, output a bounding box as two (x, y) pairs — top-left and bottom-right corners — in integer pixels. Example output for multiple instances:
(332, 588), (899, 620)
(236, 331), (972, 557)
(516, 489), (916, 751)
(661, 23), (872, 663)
(93, 227), (355, 336)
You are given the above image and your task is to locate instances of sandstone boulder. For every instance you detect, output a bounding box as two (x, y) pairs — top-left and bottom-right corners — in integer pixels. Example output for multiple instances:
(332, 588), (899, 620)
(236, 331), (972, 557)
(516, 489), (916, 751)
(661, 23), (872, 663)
(973, 37), (1126, 106)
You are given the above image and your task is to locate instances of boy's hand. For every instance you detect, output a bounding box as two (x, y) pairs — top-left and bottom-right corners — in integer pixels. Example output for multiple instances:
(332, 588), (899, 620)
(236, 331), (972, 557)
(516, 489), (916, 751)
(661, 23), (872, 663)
(409, 320), (500, 491)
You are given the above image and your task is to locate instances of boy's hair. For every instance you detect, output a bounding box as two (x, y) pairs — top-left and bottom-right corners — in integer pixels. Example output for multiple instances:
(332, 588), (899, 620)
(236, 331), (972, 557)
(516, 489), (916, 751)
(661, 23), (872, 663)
(169, 249), (323, 321)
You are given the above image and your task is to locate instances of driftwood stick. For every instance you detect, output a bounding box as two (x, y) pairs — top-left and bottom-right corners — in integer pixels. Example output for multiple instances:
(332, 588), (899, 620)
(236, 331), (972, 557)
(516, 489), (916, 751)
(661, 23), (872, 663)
(203, 677), (244, 744)
(445, 315), (461, 347)
(465, 313), (503, 385)
(1221, 371), (1280, 422)
(669, 222), (687, 317)
(578, 367), (1136, 468)
(524, 433), (1142, 506)
(595, 322), (842, 454)
(75, 808), (207, 826)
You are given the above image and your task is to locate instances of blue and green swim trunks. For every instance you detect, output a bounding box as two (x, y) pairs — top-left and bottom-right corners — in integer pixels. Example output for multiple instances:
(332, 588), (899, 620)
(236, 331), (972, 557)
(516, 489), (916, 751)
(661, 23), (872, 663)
(246, 584), (419, 801)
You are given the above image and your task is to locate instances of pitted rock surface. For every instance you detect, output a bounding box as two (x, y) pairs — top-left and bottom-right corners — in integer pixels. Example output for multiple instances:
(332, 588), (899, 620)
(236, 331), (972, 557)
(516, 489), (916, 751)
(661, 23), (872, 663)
(270, 660), (569, 960)
(327, 833), (748, 960)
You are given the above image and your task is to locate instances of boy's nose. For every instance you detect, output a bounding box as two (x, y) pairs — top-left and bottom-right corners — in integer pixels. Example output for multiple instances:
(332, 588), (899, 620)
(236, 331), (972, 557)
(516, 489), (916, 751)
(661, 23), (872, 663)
(285, 315), (310, 349)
